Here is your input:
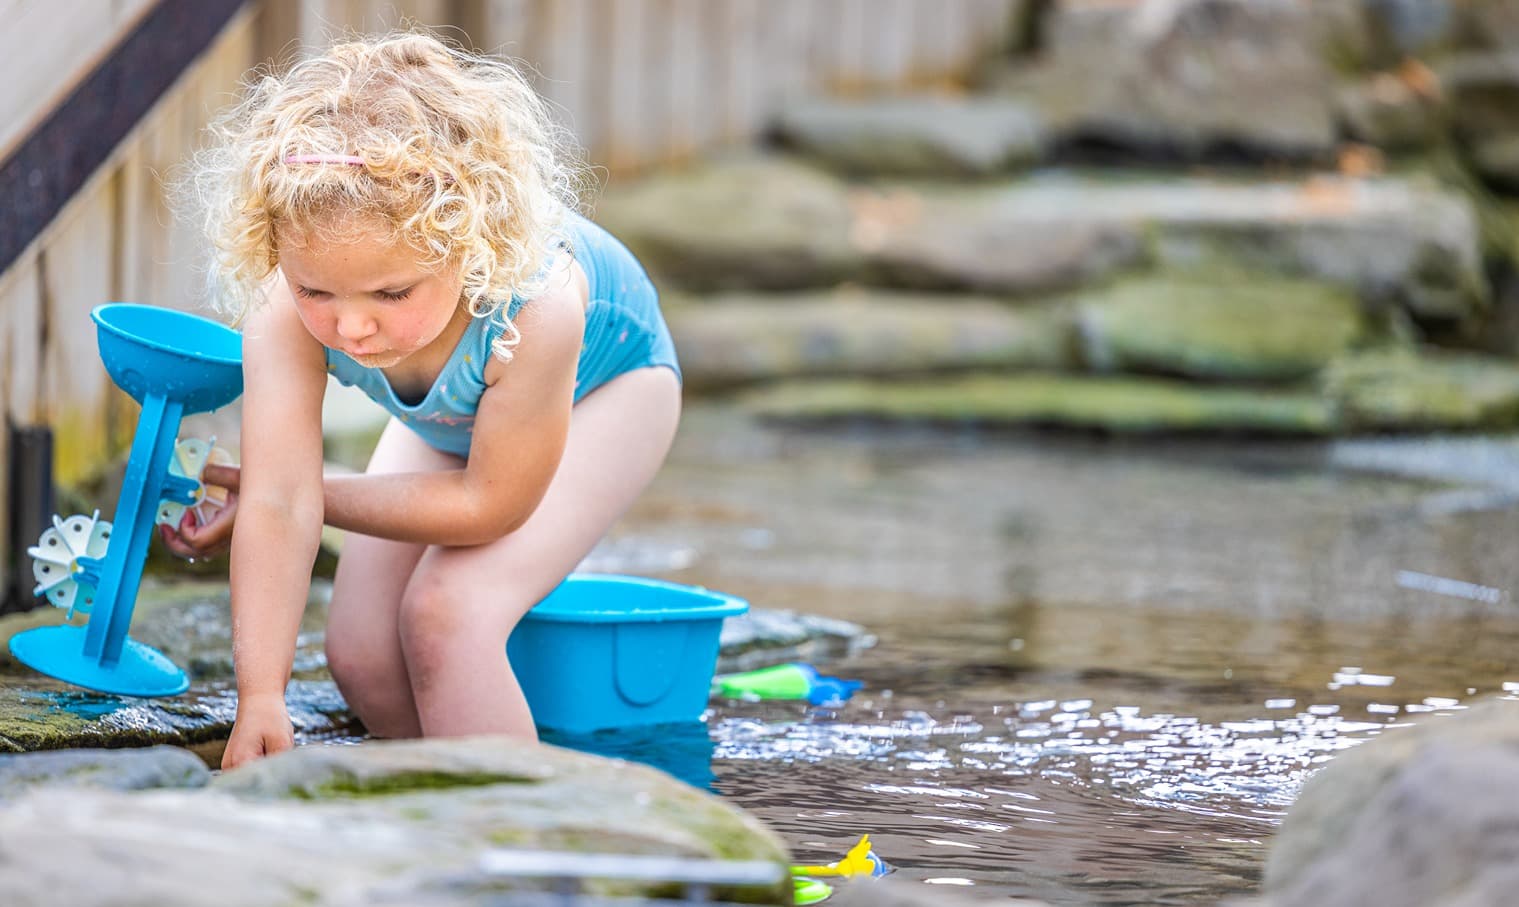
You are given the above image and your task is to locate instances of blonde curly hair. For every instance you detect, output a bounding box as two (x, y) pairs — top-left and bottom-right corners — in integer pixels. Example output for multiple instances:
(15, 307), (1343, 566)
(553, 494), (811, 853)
(193, 31), (586, 360)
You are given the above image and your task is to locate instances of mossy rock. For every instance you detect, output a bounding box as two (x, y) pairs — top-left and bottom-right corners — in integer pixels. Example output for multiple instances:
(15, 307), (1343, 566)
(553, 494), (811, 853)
(1077, 275), (1367, 382)
(1324, 347), (1519, 430)
(742, 373), (1336, 436)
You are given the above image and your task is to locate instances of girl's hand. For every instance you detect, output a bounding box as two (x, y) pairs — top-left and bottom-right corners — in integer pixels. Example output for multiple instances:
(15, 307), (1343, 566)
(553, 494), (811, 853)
(222, 693), (294, 771)
(158, 464), (241, 560)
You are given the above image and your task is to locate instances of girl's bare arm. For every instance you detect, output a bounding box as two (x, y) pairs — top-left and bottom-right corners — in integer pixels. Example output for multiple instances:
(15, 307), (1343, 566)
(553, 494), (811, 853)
(320, 279), (585, 547)
(229, 279), (329, 703)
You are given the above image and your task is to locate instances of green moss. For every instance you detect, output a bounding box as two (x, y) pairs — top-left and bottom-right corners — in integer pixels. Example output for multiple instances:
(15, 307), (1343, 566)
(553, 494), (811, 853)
(744, 373), (1336, 436)
(1077, 274), (1366, 381)
(1323, 348), (1519, 430)
(297, 770), (538, 800)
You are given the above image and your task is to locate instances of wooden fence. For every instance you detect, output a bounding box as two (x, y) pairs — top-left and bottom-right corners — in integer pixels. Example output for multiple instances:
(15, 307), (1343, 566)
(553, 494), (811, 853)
(0, 0), (1022, 608)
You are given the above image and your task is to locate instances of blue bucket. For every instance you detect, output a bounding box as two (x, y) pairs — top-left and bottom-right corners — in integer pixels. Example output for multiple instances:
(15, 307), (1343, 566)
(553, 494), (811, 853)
(507, 574), (749, 733)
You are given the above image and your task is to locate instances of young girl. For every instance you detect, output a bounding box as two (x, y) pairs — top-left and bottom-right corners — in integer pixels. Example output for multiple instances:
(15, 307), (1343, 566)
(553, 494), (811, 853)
(166, 32), (682, 770)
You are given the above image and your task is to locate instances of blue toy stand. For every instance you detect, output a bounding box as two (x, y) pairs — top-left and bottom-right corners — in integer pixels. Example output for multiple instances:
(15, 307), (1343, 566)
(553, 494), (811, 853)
(9, 304), (243, 697)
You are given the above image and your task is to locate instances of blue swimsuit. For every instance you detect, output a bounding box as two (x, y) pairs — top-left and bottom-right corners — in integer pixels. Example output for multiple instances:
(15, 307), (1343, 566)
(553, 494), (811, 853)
(325, 212), (679, 457)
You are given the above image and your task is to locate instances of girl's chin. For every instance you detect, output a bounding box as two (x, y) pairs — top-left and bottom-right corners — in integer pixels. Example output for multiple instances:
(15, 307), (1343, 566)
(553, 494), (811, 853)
(347, 350), (408, 368)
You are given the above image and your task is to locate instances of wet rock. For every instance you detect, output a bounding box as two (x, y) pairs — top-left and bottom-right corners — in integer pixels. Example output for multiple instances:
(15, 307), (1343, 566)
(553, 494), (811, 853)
(0, 736), (791, 907)
(718, 609), (874, 673)
(1438, 52), (1519, 191)
(594, 155), (863, 291)
(667, 289), (1076, 389)
(1077, 275), (1366, 382)
(742, 373), (1337, 436)
(772, 96), (1045, 177)
(1263, 697), (1519, 907)
(988, 0), (1340, 161)
(0, 746), (208, 801)
(0, 577), (869, 752)
(0, 583), (352, 752)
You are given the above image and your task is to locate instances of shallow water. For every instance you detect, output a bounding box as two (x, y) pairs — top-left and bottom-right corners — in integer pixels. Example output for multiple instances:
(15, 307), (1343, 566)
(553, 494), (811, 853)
(600, 406), (1519, 905)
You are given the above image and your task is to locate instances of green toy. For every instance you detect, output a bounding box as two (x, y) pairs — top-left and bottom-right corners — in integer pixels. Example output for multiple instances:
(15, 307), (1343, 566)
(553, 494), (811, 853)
(711, 663), (863, 706)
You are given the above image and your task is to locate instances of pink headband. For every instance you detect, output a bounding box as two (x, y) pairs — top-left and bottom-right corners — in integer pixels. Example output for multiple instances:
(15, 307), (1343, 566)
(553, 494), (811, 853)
(284, 154), (365, 166)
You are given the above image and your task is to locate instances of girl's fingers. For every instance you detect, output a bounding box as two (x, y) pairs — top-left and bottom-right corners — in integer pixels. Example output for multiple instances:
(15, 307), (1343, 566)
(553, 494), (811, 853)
(202, 464), (241, 492)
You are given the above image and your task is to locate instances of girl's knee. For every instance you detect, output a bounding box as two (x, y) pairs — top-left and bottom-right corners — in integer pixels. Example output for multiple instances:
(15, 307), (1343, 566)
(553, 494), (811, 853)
(398, 572), (533, 665)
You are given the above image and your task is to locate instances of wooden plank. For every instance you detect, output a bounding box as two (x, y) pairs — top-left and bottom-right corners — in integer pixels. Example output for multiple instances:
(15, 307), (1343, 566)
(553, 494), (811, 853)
(664, 0), (713, 161)
(531, 0), (596, 155)
(868, 0), (917, 87)
(724, 0), (766, 143)
(604, 0), (658, 172)
(37, 184), (118, 486)
(0, 255), (44, 426)
(765, 0), (817, 110)
(480, 0), (534, 56)
(0, 0), (158, 163)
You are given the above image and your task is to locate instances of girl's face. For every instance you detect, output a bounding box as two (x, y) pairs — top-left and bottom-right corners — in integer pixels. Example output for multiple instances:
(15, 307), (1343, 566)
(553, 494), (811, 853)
(278, 224), (464, 370)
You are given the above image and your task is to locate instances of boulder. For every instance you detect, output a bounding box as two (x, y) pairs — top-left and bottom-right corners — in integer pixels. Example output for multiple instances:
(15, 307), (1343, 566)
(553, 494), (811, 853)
(600, 159), (1488, 324)
(0, 746), (208, 801)
(863, 189), (1147, 296)
(1323, 347), (1519, 431)
(742, 373), (1337, 436)
(0, 736), (791, 907)
(1337, 70), (1444, 151)
(742, 340), (1519, 434)
(772, 96), (1045, 177)
(666, 289), (1077, 389)
(593, 155), (863, 291)
(990, 0), (1340, 161)
(1076, 275), (1366, 382)
(1264, 697), (1519, 907)
(1438, 52), (1519, 191)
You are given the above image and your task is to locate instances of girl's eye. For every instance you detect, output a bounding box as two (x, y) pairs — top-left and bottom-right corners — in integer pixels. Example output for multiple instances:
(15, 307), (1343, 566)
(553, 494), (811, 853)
(378, 288), (414, 302)
(293, 285), (326, 300)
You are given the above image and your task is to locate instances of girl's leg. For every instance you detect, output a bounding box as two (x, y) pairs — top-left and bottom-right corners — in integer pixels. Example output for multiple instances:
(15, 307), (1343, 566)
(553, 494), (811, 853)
(397, 366), (682, 737)
(326, 418), (464, 738)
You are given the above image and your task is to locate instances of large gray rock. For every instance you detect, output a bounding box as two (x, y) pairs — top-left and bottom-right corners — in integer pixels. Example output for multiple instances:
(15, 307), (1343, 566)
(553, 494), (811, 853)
(600, 158), (1488, 324)
(1136, 177), (1487, 322)
(864, 189), (1147, 296)
(743, 373), (1338, 436)
(1439, 52), (1519, 191)
(1264, 698), (1519, 907)
(0, 746), (209, 801)
(1457, 0), (1519, 51)
(0, 736), (791, 907)
(773, 96), (1045, 177)
(667, 290), (1076, 389)
(1336, 71), (1444, 151)
(1323, 347), (1519, 431)
(742, 344), (1519, 434)
(1077, 275), (1366, 382)
(990, 0), (1341, 161)
(594, 155), (863, 291)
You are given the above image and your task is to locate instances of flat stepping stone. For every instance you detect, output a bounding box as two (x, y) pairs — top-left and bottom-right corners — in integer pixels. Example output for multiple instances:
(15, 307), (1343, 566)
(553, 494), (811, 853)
(773, 95), (1044, 177)
(667, 289), (1075, 388)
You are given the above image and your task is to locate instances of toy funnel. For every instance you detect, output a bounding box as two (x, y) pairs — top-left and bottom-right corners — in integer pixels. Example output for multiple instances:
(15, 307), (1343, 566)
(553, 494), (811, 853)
(9, 304), (242, 696)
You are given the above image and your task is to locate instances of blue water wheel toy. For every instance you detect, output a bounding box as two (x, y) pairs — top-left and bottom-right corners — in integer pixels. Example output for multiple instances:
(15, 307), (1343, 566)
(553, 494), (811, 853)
(10, 304), (242, 697)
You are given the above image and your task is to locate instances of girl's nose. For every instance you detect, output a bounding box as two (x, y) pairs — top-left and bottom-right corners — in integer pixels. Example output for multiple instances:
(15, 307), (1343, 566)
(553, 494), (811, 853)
(335, 307), (377, 342)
